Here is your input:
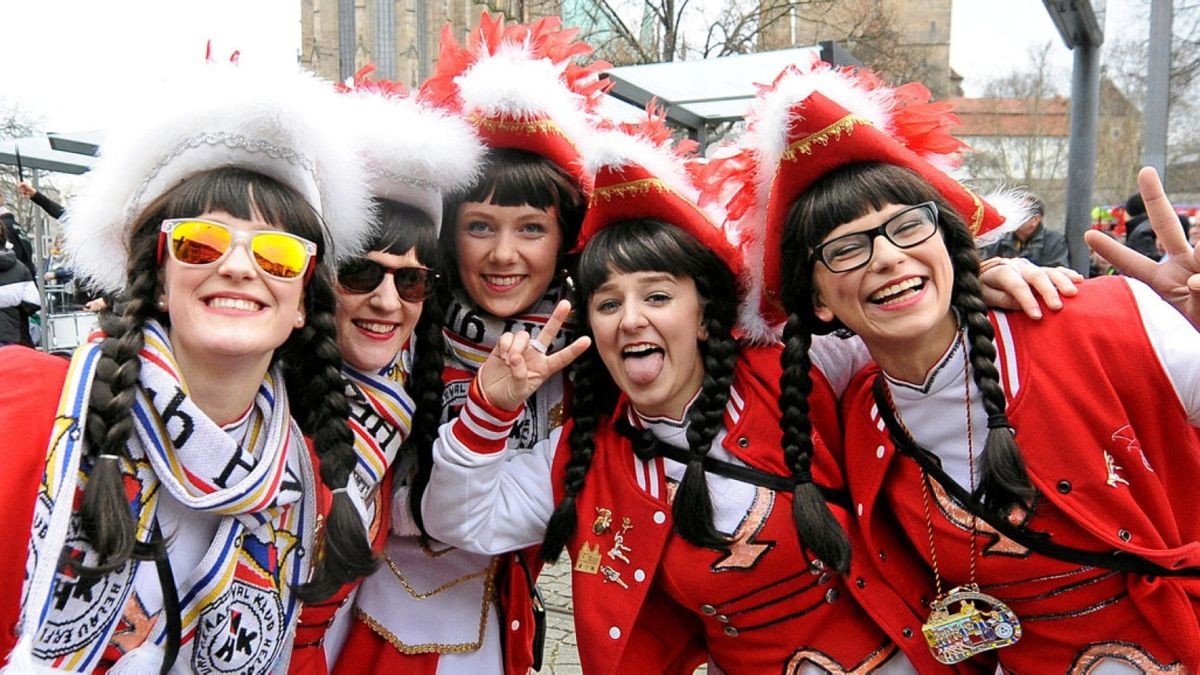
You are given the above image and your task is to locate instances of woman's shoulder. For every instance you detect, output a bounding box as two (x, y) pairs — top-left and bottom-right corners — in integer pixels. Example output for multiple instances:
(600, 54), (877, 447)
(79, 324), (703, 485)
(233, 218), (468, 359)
(0, 345), (69, 402)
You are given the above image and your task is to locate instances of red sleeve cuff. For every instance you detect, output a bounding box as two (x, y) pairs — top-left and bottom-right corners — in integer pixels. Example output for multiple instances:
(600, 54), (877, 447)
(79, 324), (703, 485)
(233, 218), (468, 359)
(450, 379), (523, 454)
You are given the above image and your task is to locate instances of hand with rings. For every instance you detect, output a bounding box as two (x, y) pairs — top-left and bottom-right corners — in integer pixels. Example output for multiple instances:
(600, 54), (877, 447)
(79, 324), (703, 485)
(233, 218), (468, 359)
(477, 299), (593, 412)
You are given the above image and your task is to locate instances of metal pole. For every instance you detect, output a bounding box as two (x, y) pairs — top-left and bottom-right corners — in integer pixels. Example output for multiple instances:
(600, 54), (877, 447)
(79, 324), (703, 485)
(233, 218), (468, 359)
(1065, 42), (1101, 275)
(31, 170), (48, 350)
(338, 0), (356, 82)
(1142, 0), (1172, 186)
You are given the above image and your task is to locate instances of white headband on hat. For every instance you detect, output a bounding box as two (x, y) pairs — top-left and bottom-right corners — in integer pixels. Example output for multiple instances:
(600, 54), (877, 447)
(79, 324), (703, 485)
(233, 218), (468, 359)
(64, 62), (373, 294)
(337, 84), (484, 231)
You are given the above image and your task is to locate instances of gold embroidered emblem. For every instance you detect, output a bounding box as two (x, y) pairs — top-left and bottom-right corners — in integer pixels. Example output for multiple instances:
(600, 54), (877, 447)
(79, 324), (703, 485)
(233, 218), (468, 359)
(575, 542), (602, 574)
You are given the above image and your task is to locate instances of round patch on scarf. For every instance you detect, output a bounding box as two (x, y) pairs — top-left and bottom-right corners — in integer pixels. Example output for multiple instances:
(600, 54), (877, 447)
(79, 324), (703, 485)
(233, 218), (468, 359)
(30, 517), (131, 659)
(193, 579), (284, 673)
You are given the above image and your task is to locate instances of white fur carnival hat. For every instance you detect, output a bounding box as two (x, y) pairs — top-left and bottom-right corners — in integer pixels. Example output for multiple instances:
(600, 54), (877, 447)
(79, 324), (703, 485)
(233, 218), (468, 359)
(696, 53), (1029, 330)
(64, 61), (373, 294)
(419, 12), (609, 194)
(335, 68), (484, 230)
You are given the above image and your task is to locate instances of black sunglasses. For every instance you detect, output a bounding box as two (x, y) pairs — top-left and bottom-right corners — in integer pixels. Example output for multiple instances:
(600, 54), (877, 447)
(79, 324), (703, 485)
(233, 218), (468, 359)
(336, 257), (440, 302)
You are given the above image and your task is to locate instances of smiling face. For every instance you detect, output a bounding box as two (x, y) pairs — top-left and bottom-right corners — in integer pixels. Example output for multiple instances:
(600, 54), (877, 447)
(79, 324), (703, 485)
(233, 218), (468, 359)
(335, 248), (425, 371)
(454, 200), (563, 318)
(811, 202), (957, 362)
(588, 270), (707, 420)
(161, 209), (306, 368)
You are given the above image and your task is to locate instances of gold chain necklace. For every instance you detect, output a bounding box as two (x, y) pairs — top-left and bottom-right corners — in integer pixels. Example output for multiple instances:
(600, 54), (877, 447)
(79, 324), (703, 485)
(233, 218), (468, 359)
(889, 333), (1023, 664)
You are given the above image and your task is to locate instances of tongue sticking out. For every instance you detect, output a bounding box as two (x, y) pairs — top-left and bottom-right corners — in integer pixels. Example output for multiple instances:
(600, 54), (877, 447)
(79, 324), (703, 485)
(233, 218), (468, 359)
(623, 351), (664, 386)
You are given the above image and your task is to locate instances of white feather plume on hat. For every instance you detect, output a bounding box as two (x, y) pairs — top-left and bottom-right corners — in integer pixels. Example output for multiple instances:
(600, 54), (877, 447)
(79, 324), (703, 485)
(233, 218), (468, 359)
(336, 78), (484, 231)
(64, 62), (372, 294)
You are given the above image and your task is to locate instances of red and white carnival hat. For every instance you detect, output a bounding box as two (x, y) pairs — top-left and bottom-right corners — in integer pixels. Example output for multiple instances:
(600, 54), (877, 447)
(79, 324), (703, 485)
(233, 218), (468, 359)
(698, 53), (1027, 328)
(419, 12), (610, 194)
(577, 109), (775, 342)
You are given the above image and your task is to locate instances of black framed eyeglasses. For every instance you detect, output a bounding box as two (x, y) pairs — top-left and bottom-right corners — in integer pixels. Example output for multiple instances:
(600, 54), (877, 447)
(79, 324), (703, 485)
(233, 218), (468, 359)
(336, 257), (440, 302)
(809, 202), (940, 273)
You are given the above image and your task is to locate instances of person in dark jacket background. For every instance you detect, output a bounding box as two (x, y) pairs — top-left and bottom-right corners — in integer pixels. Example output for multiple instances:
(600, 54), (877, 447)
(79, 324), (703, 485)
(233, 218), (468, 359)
(0, 237), (39, 346)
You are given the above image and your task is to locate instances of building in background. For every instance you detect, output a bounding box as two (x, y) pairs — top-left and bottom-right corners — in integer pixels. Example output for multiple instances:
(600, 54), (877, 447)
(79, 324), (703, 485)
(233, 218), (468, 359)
(759, 0), (960, 99)
(300, 0), (558, 86)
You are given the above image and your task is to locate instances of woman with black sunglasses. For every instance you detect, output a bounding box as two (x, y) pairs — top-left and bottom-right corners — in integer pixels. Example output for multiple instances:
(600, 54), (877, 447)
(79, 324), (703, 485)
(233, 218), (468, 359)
(0, 64), (375, 674)
(332, 15), (608, 674)
(287, 74), (487, 673)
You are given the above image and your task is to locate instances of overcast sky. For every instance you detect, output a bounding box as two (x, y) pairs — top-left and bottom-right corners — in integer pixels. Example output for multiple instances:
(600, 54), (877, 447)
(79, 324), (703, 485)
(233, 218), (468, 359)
(0, 0), (1150, 132)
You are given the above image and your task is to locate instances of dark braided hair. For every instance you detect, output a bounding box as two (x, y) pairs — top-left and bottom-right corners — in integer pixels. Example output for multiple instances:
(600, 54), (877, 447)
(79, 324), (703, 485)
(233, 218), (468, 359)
(779, 162), (1034, 523)
(541, 219), (738, 561)
(777, 313), (852, 572)
(73, 167), (346, 578)
(337, 199), (447, 536)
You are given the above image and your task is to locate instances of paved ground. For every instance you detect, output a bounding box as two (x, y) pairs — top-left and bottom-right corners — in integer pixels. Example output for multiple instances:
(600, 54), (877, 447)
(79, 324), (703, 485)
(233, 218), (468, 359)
(537, 560), (706, 674)
(538, 560), (583, 673)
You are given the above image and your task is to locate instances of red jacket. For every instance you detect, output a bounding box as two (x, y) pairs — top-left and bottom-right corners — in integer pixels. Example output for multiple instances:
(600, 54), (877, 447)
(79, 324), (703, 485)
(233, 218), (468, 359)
(842, 277), (1200, 671)
(552, 344), (962, 673)
(0, 347), (70, 659)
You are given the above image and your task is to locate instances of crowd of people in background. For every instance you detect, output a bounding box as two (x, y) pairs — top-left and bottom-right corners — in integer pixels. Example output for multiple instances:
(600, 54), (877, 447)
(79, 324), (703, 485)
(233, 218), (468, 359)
(0, 12), (1198, 675)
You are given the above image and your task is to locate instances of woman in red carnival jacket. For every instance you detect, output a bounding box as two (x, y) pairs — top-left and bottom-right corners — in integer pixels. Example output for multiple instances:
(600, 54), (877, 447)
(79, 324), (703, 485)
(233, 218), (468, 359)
(286, 74), (486, 672)
(0, 62), (377, 673)
(739, 58), (1200, 671)
(333, 14), (607, 674)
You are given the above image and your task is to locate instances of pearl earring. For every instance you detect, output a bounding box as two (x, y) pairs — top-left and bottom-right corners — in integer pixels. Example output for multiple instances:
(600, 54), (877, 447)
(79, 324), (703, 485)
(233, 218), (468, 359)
(156, 297), (167, 311)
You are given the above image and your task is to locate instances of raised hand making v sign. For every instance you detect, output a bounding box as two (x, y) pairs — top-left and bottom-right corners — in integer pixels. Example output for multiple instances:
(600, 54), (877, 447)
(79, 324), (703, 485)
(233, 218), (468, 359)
(1086, 167), (1200, 329)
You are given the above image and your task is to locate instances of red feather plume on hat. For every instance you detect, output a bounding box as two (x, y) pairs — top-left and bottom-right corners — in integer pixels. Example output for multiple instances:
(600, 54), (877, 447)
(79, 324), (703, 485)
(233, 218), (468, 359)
(421, 14), (608, 111)
(417, 12), (610, 194)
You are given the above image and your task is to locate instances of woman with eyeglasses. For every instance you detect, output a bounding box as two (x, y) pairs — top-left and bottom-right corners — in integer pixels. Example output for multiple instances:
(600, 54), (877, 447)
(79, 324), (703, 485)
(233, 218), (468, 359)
(0, 65), (377, 674)
(286, 79), (487, 674)
(741, 61), (1200, 671)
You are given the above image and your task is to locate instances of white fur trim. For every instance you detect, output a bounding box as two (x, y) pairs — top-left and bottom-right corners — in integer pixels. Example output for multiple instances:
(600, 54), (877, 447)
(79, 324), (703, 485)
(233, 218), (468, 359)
(64, 63), (372, 294)
(455, 40), (601, 181)
(337, 90), (484, 231)
(974, 186), (1035, 246)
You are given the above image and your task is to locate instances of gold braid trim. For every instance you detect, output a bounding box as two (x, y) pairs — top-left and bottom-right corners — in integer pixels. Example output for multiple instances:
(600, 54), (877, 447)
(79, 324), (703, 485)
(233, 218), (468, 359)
(782, 115), (871, 162)
(966, 190), (986, 235)
(470, 113), (562, 136)
(355, 555), (501, 654)
(590, 178), (669, 203)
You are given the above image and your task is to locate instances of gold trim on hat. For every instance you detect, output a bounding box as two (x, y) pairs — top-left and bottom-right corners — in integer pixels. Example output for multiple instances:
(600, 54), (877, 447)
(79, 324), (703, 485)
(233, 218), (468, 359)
(782, 115), (872, 162)
(590, 177), (668, 202)
(967, 190), (985, 235)
(470, 113), (564, 137)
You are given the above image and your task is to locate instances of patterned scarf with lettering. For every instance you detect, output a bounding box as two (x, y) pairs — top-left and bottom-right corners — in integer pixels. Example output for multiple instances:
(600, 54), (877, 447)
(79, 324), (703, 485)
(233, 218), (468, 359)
(9, 320), (315, 674)
(343, 346), (414, 533)
(441, 286), (574, 449)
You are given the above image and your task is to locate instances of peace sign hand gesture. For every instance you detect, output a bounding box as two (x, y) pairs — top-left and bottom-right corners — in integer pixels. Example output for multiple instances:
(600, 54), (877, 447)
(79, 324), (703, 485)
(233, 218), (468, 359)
(1085, 167), (1200, 329)
(477, 300), (593, 412)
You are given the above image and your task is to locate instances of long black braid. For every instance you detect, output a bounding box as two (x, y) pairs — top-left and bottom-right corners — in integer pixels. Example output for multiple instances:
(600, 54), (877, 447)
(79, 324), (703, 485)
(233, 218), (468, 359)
(72, 218), (164, 575)
(941, 215), (1035, 514)
(540, 349), (610, 562)
(777, 313), (852, 572)
(406, 291), (447, 536)
(284, 269), (378, 602)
